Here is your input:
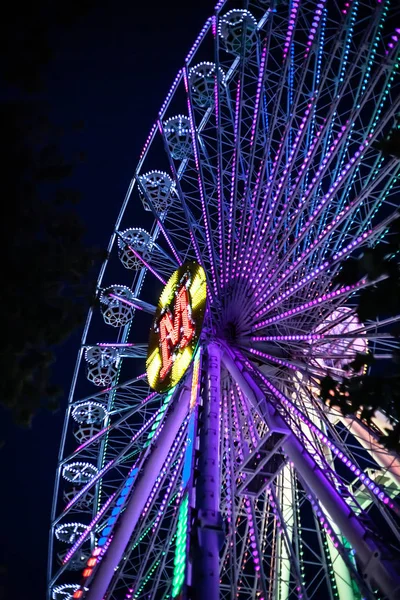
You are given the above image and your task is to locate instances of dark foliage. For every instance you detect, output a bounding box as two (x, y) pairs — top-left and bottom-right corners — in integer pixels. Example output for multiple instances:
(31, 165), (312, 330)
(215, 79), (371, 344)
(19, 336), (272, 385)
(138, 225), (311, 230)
(0, 2), (102, 427)
(320, 211), (400, 451)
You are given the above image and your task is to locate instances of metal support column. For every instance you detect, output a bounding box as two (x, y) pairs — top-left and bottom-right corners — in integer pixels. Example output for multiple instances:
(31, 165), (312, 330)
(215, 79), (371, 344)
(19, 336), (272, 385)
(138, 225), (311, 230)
(192, 342), (223, 600)
(85, 385), (190, 600)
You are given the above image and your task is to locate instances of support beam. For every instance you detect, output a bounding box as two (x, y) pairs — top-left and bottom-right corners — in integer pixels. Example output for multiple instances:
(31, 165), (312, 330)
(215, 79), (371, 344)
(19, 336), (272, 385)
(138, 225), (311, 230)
(333, 410), (400, 488)
(85, 385), (190, 600)
(222, 346), (400, 600)
(192, 342), (223, 600)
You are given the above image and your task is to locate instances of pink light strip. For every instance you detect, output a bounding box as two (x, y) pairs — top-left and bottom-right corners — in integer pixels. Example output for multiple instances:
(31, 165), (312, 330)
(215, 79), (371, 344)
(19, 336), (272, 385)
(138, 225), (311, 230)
(97, 343), (135, 348)
(127, 245), (166, 285)
(109, 294), (143, 310)
(304, 1), (327, 59)
(64, 460), (115, 511)
(63, 493), (116, 564)
(74, 425), (112, 453)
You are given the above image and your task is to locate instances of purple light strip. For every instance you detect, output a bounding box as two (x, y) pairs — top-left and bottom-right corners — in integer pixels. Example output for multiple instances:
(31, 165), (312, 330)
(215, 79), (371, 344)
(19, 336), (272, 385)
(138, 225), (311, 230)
(233, 389), (263, 584)
(213, 22), (224, 290)
(74, 425), (112, 453)
(250, 44), (267, 147)
(304, 1), (327, 59)
(246, 140), (284, 266)
(253, 280), (365, 330)
(142, 418), (188, 517)
(254, 230), (370, 315)
(189, 229), (203, 269)
(240, 101), (315, 276)
(225, 78), (241, 287)
(151, 450), (185, 533)
(251, 122), (349, 292)
(252, 365), (398, 513)
(283, 0), (300, 61)
(151, 195), (183, 266)
(127, 245), (166, 285)
(184, 68), (218, 295)
(158, 70), (183, 118)
(185, 18), (212, 64)
(109, 294), (143, 310)
(248, 348), (298, 371)
(222, 390), (233, 526)
(235, 384), (258, 448)
(97, 343), (135, 348)
(253, 132), (376, 308)
(385, 28), (400, 55)
(306, 490), (349, 558)
(140, 391), (158, 405)
(214, 0), (226, 11)
(139, 122), (157, 162)
(62, 493), (116, 564)
(233, 44), (268, 279)
(64, 460), (115, 511)
(251, 334), (322, 342)
(295, 135), (373, 240)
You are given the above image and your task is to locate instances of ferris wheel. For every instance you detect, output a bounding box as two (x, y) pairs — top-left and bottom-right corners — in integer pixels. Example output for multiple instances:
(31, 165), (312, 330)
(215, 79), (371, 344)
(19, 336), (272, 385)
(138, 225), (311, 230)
(48, 1), (400, 599)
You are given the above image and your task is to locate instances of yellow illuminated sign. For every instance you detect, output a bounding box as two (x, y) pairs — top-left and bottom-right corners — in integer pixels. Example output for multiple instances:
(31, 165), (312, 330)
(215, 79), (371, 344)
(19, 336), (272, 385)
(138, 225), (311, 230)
(146, 262), (207, 392)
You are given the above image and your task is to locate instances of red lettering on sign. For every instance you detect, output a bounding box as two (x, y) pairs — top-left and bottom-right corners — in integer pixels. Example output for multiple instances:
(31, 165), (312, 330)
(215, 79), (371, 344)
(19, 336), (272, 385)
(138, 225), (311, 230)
(159, 284), (195, 380)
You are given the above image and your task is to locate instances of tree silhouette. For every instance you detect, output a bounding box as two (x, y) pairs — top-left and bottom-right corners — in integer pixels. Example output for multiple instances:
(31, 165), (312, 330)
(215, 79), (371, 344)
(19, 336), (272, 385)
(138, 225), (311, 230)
(320, 204), (400, 451)
(1, 2), (102, 426)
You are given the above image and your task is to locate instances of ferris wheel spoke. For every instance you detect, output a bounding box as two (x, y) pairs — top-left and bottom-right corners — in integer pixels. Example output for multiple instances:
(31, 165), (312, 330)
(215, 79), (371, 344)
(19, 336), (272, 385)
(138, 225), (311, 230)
(238, 97), (317, 281)
(232, 43), (268, 278)
(253, 152), (398, 308)
(184, 66), (221, 297)
(155, 118), (203, 266)
(252, 276), (385, 333)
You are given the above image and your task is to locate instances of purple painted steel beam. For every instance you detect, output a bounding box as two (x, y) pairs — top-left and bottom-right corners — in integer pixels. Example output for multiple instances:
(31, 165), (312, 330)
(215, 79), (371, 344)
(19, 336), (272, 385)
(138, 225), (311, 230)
(192, 342), (223, 600)
(222, 345), (400, 600)
(84, 385), (190, 600)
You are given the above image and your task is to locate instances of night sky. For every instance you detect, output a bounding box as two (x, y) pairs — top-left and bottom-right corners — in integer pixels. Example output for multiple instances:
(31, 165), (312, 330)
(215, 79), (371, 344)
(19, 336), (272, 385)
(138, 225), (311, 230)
(0, 2), (214, 598)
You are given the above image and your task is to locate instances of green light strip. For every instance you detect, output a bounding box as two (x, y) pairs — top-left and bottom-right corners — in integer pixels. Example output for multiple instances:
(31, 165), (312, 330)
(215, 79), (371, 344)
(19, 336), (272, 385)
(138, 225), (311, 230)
(172, 493), (189, 598)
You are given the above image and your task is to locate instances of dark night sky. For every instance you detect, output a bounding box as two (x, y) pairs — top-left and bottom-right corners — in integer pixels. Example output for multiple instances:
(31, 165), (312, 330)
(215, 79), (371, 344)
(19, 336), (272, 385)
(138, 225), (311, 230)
(0, 2), (214, 598)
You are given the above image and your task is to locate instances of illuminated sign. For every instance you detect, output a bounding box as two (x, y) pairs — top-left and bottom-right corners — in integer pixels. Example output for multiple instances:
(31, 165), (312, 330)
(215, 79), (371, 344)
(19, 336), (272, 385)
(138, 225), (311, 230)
(147, 262), (207, 392)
